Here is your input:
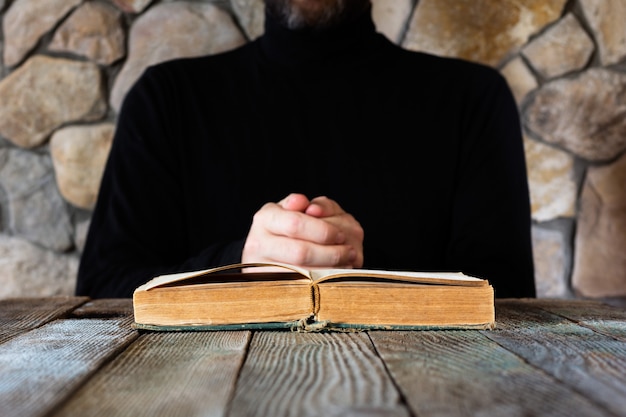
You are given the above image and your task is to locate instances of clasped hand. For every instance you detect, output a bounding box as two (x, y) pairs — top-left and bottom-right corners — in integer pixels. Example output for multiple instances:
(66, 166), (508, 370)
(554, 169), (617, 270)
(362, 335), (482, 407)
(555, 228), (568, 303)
(242, 193), (364, 269)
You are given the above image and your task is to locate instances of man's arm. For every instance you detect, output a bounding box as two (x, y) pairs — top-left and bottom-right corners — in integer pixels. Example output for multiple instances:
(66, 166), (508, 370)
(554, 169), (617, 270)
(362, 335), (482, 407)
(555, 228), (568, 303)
(76, 67), (244, 298)
(447, 66), (535, 298)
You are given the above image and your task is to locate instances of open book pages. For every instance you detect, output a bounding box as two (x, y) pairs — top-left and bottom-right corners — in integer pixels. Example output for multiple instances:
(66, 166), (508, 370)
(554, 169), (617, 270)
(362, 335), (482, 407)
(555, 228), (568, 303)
(133, 262), (495, 332)
(137, 262), (486, 290)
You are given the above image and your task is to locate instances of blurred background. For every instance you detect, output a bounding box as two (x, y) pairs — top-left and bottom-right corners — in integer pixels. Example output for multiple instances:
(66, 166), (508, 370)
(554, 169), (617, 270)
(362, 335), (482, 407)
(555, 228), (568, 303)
(0, 0), (624, 304)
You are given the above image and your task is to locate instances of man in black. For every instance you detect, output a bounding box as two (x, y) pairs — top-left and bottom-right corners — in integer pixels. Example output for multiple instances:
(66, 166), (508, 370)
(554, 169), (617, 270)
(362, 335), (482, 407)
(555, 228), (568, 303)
(76, 0), (536, 298)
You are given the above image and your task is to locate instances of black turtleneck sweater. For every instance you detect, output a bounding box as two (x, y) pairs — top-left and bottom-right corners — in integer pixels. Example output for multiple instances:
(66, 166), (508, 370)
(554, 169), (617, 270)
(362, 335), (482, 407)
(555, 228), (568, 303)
(76, 10), (536, 298)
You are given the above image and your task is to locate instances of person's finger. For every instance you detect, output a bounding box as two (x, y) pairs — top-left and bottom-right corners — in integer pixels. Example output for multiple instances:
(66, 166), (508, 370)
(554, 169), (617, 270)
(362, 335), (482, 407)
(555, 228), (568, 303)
(317, 212), (364, 268)
(249, 235), (357, 267)
(305, 196), (344, 217)
(278, 193), (310, 212)
(254, 203), (346, 245)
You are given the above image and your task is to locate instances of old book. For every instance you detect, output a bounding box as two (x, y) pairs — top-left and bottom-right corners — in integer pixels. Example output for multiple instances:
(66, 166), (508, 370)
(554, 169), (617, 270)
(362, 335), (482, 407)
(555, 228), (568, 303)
(133, 262), (495, 332)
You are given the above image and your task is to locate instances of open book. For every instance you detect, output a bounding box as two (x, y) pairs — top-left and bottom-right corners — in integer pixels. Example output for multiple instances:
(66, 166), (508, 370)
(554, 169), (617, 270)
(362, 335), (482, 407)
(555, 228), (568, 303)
(132, 262), (495, 332)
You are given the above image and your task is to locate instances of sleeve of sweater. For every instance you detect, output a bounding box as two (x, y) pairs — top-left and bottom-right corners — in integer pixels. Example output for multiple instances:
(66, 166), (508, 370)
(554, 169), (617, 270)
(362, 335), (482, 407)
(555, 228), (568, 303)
(75, 66), (244, 298)
(446, 64), (536, 298)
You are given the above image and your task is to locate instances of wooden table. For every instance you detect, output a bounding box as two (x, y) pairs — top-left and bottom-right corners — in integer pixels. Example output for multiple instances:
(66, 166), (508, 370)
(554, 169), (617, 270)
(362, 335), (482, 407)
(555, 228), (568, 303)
(1, 297), (625, 417)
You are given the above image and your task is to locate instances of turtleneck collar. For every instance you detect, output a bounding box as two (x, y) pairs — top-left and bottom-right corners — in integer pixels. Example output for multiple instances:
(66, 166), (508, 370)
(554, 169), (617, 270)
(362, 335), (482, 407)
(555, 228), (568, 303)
(257, 4), (382, 73)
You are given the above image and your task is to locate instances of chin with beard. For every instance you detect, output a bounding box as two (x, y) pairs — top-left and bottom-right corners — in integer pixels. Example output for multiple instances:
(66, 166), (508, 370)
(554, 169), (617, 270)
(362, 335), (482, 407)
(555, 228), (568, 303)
(264, 0), (371, 31)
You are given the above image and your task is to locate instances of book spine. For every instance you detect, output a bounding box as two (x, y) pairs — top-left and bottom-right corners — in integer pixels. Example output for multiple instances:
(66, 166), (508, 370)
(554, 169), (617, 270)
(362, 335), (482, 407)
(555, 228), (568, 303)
(311, 283), (320, 316)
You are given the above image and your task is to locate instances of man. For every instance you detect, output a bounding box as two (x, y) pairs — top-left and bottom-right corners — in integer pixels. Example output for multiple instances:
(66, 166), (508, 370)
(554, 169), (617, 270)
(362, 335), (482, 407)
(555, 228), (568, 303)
(76, 0), (536, 298)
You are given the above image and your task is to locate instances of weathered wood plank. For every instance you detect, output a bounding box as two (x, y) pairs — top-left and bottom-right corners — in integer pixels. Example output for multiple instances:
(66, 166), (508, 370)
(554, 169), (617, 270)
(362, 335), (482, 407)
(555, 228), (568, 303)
(229, 331), (410, 417)
(69, 298), (133, 319)
(485, 300), (626, 416)
(369, 329), (612, 417)
(0, 296), (89, 344)
(51, 331), (251, 417)
(505, 298), (626, 342)
(0, 317), (138, 417)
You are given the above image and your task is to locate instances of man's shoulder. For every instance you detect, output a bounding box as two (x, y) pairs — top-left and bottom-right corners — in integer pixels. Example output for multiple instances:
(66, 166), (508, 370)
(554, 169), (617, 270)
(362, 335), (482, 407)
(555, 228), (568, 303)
(376, 42), (512, 107)
(392, 44), (501, 80)
(143, 41), (255, 79)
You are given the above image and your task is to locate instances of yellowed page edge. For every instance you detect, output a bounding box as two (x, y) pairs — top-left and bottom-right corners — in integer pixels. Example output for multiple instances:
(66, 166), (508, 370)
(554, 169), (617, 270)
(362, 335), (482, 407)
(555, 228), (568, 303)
(310, 269), (487, 286)
(136, 262), (313, 292)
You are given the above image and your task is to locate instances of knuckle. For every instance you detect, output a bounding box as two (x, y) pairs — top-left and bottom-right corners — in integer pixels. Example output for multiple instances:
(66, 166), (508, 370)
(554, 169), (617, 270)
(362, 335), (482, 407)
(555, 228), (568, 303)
(289, 243), (310, 265)
(284, 213), (303, 237)
(346, 216), (364, 239)
(319, 223), (335, 243)
(353, 224), (364, 241)
(252, 204), (272, 223)
(251, 213), (263, 228)
(331, 248), (344, 266)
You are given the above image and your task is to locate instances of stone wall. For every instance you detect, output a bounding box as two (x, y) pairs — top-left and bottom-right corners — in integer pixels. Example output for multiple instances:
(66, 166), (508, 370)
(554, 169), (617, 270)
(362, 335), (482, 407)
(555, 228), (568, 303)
(1, 0), (625, 301)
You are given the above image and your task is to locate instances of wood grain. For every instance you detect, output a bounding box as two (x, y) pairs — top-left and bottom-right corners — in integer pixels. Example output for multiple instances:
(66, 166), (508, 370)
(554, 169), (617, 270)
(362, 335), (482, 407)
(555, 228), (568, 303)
(3, 298), (625, 417)
(70, 298), (134, 319)
(51, 331), (251, 417)
(0, 317), (137, 417)
(0, 296), (89, 344)
(369, 329), (611, 417)
(504, 298), (626, 342)
(228, 331), (410, 417)
(486, 300), (626, 416)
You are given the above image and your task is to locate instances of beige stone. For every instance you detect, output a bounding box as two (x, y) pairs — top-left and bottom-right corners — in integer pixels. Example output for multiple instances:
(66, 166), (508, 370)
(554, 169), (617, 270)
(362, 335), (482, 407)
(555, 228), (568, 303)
(532, 226), (570, 298)
(403, 0), (567, 67)
(0, 55), (106, 149)
(524, 137), (576, 222)
(371, 0), (413, 44)
(110, 2), (247, 113)
(580, 0), (626, 66)
(500, 56), (538, 105)
(522, 13), (594, 79)
(0, 234), (78, 298)
(573, 153), (626, 298)
(75, 218), (90, 254)
(49, 2), (126, 65)
(50, 123), (114, 210)
(231, 0), (265, 40)
(2, 0), (82, 67)
(110, 0), (153, 14)
(525, 68), (626, 161)
(0, 147), (74, 251)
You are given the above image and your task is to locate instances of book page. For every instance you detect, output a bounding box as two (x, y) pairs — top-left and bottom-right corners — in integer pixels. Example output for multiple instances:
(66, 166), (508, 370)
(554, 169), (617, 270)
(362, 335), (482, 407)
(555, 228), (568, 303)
(136, 262), (487, 293)
(309, 268), (487, 286)
(137, 262), (312, 292)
